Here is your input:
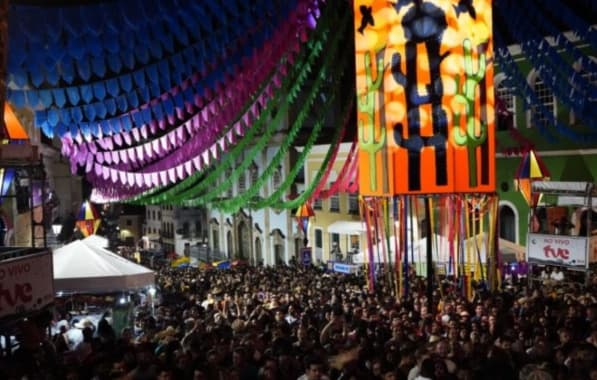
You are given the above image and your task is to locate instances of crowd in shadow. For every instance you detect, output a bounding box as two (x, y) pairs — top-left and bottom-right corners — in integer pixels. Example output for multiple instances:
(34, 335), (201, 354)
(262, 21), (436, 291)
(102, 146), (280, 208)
(1, 263), (596, 380)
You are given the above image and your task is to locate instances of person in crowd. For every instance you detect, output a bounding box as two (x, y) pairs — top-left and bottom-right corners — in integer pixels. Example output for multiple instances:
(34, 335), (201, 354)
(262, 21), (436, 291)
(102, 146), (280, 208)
(1, 261), (596, 380)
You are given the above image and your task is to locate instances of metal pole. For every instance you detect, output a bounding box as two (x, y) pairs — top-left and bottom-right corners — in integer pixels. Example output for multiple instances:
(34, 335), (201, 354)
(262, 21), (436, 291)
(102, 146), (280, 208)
(425, 197), (433, 314)
(0, 0), (8, 136)
(586, 185), (593, 287)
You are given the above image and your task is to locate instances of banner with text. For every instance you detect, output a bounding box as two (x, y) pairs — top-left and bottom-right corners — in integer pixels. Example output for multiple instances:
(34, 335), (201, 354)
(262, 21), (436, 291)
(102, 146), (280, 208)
(527, 233), (588, 269)
(0, 252), (54, 319)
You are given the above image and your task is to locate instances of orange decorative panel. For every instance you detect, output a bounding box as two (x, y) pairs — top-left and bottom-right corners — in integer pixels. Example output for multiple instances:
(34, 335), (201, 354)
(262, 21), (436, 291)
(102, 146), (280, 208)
(354, 0), (495, 195)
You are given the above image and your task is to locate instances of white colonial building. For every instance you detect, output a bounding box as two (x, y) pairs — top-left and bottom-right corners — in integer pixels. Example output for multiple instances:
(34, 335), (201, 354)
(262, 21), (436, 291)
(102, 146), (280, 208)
(206, 144), (302, 266)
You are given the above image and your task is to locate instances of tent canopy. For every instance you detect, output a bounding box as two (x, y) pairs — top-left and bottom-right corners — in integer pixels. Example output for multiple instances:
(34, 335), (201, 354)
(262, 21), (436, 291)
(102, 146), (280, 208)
(53, 236), (154, 294)
(82, 234), (109, 249)
(532, 181), (597, 207)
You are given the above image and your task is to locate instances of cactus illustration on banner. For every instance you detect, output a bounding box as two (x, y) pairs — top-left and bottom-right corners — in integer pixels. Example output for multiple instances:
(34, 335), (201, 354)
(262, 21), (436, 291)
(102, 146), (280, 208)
(353, 0), (495, 195)
(358, 50), (386, 192)
(451, 39), (488, 188)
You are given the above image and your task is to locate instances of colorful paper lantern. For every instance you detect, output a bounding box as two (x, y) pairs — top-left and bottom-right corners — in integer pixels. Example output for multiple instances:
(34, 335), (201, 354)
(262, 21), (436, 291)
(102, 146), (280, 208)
(2, 102), (29, 141)
(514, 149), (550, 207)
(0, 168), (15, 199)
(76, 200), (101, 237)
(0, 103), (30, 203)
(295, 202), (315, 238)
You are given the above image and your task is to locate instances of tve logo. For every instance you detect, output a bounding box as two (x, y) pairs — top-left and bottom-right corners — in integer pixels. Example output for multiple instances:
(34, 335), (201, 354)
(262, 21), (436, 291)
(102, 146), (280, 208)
(543, 245), (570, 260)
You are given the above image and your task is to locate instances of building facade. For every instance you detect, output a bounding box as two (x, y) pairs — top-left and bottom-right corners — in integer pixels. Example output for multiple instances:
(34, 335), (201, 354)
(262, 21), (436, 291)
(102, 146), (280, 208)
(301, 143), (361, 264)
(494, 37), (597, 248)
(206, 143), (299, 266)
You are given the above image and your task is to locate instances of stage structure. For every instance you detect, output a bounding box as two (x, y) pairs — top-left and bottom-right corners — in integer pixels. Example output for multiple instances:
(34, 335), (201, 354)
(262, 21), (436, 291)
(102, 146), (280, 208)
(353, 0), (498, 303)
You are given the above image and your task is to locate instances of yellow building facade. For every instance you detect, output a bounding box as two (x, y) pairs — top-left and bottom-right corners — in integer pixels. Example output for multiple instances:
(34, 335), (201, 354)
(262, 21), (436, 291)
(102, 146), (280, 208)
(302, 142), (363, 264)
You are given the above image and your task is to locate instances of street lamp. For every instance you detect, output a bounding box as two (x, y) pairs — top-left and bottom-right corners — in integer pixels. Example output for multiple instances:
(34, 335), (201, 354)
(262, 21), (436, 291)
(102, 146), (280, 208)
(148, 286), (157, 316)
(52, 217), (63, 236)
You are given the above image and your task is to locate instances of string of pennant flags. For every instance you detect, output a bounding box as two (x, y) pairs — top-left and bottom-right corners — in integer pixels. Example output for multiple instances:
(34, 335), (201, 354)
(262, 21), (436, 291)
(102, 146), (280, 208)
(4, 0), (596, 207)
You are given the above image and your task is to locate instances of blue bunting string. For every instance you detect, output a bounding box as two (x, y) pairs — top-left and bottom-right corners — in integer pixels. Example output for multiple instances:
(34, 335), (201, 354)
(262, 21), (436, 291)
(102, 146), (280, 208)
(519, 0), (596, 105)
(542, 0), (597, 48)
(32, 16), (298, 139)
(8, 0), (274, 92)
(28, 1), (299, 137)
(495, 34), (597, 142)
(501, 1), (596, 126)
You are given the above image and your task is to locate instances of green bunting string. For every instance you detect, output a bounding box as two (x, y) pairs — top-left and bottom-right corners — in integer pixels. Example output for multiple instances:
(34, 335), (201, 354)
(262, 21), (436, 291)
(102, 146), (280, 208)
(166, 29), (331, 206)
(129, 5), (330, 204)
(215, 11), (352, 212)
(126, 7), (336, 205)
(257, 21), (353, 210)
(183, 25), (339, 209)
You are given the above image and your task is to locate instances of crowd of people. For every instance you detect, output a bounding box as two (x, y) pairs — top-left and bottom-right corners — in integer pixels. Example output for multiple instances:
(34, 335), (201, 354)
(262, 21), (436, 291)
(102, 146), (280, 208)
(1, 261), (596, 380)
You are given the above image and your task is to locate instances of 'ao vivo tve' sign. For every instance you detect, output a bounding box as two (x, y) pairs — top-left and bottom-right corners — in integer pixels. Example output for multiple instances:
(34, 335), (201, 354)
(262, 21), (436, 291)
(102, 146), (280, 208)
(527, 233), (587, 269)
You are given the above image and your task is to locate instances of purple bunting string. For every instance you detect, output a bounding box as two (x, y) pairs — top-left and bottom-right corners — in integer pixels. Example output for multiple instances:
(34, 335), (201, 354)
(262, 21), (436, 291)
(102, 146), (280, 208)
(86, 0), (320, 199)
(65, 0), (312, 161)
(69, 0), (308, 176)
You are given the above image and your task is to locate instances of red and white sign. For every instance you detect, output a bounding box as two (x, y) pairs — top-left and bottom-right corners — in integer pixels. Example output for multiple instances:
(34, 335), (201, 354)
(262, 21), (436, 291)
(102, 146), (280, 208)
(0, 252), (54, 319)
(527, 233), (587, 269)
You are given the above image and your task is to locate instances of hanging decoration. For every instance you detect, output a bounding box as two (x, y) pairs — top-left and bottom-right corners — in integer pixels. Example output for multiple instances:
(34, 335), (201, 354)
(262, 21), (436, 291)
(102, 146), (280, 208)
(76, 200), (101, 237)
(353, 0), (498, 296)
(514, 149), (550, 207)
(2, 0), (594, 209)
(0, 103), (30, 203)
(0, 168), (15, 199)
(121, 5), (343, 207)
(295, 201), (315, 245)
(354, 0), (495, 196)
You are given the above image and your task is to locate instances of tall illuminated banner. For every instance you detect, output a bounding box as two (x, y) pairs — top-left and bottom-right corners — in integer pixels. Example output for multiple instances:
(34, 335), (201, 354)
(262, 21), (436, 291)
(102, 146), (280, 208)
(354, 0), (495, 195)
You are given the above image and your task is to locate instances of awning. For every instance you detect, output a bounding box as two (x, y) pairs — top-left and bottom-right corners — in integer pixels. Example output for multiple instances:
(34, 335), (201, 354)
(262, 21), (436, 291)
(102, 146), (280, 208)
(327, 220), (367, 235)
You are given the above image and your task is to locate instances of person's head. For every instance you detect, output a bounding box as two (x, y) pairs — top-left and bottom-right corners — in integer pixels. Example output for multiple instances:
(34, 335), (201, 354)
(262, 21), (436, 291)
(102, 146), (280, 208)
(304, 355), (324, 380)
(383, 369), (397, 380)
(419, 358), (435, 378)
(260, 357), (279, 380)
(435, 339), (449, 357)
(370, 358), (383, 376)
(475, 304), (484, 316)
(157, 368), (176, 380)
(232, 347), (247, 367)
(558, 327), (571, 344)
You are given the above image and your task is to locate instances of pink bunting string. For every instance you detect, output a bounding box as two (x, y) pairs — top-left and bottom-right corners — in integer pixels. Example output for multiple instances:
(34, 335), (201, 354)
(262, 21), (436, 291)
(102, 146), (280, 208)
(87, 1), (321, 199)
(63, 0), (314, 166)
(308, 99), (356, 200)
(317, 140), (359, 198)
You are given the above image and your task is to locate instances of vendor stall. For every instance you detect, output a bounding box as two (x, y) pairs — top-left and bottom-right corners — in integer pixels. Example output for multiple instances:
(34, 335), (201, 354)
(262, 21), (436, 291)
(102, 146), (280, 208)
(527, 181), (596, 284)
(53, 236), (155, 294)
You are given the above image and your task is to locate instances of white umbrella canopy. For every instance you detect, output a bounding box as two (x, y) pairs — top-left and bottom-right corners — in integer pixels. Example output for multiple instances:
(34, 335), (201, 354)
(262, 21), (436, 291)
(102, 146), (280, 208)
(53, 239), (154, 294)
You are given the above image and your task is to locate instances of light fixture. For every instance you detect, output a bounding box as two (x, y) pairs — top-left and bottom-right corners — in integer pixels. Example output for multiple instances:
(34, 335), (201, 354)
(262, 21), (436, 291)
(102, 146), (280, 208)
(148, 287), (156, 297)
(52, 217), (63, 236)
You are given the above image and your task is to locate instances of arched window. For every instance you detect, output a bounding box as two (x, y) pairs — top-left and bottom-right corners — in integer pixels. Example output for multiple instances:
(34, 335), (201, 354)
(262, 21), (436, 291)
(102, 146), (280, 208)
(225, 167), (233, 197)
(528, 70), (556, 129)
(250, 162), (259, 186)
(570, 56), (596, 125)
(498, 201), (519, 244)
(238, 170), (246, 193)
(494, 73), (516, 131)
(272, 165), (282, 191)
